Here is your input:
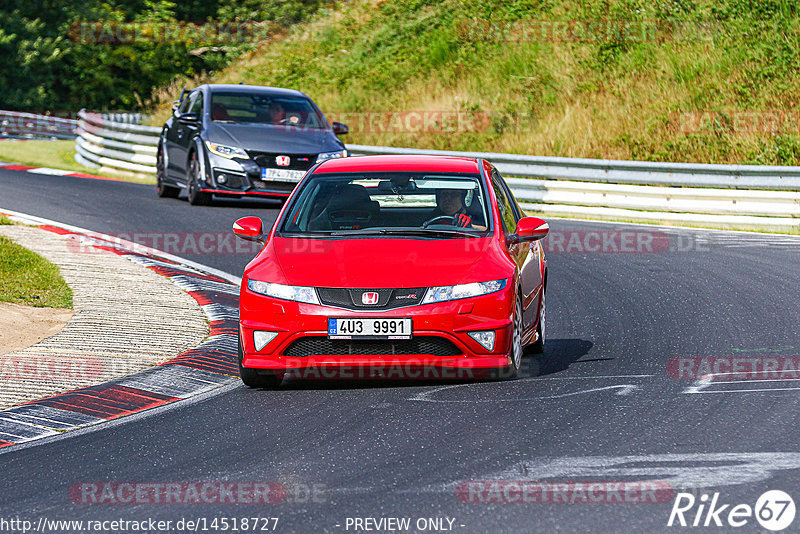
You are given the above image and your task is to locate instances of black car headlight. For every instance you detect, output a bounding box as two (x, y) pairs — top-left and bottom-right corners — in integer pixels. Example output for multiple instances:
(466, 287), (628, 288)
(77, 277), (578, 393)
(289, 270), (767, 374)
(206, 141), (249, 159)
(316, 150), (347, 162)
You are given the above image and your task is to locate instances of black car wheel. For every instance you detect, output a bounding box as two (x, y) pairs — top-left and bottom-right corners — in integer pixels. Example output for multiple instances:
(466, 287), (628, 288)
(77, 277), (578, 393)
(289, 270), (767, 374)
(156, 143), (180, 198)
(186, 152), (212, 206)
(238, 335), (283, 389)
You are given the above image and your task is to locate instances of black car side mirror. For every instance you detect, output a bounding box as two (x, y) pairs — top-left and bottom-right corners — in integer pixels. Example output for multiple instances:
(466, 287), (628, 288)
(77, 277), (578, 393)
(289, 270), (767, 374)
(332, 121), (349, 135)
(178, 113), (200, 125)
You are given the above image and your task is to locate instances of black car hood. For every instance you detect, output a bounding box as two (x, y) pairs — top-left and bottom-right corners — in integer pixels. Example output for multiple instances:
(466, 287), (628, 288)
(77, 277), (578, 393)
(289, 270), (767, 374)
(206, 122), (344, 154)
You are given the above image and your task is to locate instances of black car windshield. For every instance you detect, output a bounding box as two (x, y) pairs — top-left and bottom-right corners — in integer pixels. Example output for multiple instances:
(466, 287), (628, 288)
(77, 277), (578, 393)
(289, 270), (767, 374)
(280, 172), (492, 238)
(210, 92), (328, 129)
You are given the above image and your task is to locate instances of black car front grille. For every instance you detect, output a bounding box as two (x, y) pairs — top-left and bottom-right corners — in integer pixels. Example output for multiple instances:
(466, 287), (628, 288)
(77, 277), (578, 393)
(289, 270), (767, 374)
(317, 288), (426, 310)
(247, 151), (317, 171)
(284, 337), (461, 358)
(249, 180), (297, 193)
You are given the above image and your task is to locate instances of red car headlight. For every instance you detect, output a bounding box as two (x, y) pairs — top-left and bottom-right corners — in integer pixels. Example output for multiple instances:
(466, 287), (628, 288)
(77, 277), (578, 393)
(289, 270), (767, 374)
(421, 279), (507, 305)
(247, 278), (320, 305)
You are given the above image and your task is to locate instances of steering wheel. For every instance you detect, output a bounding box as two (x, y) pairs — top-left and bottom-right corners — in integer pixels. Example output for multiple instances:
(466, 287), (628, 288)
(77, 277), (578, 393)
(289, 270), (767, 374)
(422, 215), (456, 228)
(278, 115), (301, 126)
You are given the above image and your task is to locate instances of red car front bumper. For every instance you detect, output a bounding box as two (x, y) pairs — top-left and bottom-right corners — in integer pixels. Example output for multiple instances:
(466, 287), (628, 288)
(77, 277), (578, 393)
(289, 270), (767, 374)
(239, 285), (516, 374)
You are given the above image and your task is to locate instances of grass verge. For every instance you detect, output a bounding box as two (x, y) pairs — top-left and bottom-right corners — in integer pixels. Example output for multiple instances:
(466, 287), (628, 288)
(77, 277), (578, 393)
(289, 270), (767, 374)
(0, 217), (73, 308)
(0, 140), (155, 185)
(148, 0), (800, 165)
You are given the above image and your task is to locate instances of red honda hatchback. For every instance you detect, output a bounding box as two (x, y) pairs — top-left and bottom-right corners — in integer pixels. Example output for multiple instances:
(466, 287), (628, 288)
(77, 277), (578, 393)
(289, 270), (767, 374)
(233, 155), (549, 387)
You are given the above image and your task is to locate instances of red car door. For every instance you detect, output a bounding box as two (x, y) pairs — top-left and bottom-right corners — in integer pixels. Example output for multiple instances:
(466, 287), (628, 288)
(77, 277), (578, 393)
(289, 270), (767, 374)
(490, 167), (544, 337)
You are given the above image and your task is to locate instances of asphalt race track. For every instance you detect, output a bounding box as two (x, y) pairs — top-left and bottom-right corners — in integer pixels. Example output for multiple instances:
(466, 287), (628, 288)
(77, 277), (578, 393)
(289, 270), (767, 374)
(2, 166), (800, 533)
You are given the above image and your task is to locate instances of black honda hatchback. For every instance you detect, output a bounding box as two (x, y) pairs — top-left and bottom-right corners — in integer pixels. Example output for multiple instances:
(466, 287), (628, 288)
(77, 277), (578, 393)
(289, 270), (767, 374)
(156, 84), (349, 205)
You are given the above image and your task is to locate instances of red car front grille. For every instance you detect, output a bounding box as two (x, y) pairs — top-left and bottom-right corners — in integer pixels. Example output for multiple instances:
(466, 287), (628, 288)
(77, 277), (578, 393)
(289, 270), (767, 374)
(283, 337), (461, 357)
(316, 287), (426, 310)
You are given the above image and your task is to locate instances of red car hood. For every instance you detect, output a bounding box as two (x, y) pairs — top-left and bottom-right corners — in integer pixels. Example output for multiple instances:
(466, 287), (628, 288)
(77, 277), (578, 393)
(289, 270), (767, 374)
(262, 236), (505, 288)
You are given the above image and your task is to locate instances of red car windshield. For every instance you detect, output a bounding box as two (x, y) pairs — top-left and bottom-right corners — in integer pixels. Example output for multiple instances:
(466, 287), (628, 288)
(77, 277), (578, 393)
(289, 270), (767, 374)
(280, 172), (491, 237)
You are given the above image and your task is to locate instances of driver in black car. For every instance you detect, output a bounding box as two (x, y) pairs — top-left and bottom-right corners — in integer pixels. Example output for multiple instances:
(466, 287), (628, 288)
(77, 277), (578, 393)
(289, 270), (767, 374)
(429, 189), (486, 230)
(269, 101), (301, 125)
(269, 101), (288, 124)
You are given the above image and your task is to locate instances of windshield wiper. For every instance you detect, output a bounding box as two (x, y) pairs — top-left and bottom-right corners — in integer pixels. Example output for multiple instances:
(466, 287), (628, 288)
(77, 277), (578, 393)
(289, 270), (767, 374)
(326, 228), (475, 238)
(326, 229), (385, 237)
(380, 228), (476, 238)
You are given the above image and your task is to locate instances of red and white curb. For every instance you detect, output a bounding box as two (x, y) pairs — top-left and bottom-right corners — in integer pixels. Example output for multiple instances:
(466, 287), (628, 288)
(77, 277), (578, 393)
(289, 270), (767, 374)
(0, 209), (243, 450)
(0, 162), (125, 182)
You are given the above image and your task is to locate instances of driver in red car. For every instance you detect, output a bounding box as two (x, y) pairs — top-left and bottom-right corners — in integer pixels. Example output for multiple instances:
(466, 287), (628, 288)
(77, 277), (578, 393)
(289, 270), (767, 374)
(431, 189), (486, 230)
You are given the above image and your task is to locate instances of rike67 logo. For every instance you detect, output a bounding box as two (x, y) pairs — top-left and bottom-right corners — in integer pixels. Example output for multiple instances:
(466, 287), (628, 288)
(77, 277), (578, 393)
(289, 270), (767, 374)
(668, 490), (795, 531)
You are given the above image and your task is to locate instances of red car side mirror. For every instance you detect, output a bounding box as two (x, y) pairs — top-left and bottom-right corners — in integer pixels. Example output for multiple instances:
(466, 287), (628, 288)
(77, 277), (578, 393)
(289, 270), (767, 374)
(510, 216), (549, 244)
(233, 216), (265, 243)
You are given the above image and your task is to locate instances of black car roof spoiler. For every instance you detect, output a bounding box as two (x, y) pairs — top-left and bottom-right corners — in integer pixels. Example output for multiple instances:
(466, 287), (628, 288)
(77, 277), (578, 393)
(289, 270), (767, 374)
(175, 87), (187, 104)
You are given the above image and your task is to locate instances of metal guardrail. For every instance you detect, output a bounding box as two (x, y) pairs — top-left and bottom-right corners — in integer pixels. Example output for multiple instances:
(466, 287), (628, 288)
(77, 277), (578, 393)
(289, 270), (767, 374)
(75, 110), (160, 177)
(0, 110), (78, 140)
(347, 144), (800, 190)
(69, 114), (799, 231)
(0, 110), (144, 140)
(347, 144), (800, 232)
(100, 112), (145, 125)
